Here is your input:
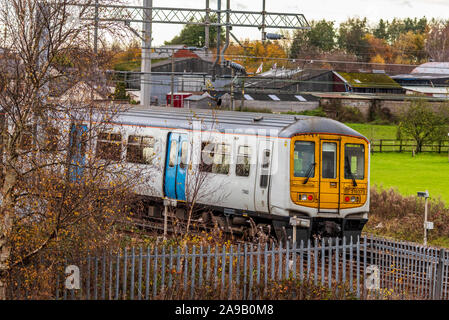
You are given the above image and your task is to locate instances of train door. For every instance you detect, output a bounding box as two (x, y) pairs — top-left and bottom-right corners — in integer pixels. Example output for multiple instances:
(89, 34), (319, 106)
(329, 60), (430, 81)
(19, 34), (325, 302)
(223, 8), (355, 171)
(318, 139), (341, 213)
(254, 140), (273, 213)
(164, 132), (189, 200)
(68, 124), (87, 182)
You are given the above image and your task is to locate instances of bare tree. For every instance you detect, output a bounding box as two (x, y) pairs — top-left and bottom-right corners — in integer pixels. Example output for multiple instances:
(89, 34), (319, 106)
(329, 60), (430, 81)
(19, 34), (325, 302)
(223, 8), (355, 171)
(0, 0), (139, 299)
(425, 20), (449, 62)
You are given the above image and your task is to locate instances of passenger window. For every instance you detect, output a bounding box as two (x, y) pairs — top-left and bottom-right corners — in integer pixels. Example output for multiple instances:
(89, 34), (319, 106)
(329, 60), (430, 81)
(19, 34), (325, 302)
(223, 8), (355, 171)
(126, 135), (155, 164)
(200, 142), (214, 172)
(180, 141), (188, 169)
(45, 126), (59, 152)
(20, 125), (34, 151)
(200, 142), (230, 174)
(293, 141), (315, 177)
(344, 144), (365, 180)
(212, 143), (230, 174)
(260, 149), (271, 188)
(96, 132), (122, 161)
(168, 140), (177, 167)
(236, 145), (251, 177)
(322, 142), (337, 179)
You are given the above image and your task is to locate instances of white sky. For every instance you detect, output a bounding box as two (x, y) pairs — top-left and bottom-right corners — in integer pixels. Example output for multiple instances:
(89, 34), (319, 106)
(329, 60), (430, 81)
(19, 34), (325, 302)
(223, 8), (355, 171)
(127, 0), (449, 46)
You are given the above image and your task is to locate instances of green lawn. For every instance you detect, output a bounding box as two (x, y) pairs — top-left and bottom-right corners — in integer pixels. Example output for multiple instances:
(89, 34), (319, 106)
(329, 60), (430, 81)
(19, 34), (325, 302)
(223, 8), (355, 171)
(370, 152), (449, 203)
(345, 123), (399, 140)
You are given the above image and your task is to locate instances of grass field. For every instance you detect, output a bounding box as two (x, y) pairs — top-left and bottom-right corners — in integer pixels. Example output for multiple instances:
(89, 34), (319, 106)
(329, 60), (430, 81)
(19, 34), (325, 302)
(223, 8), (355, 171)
(370, 152), (449, 204)
(345, 123), (399, 140)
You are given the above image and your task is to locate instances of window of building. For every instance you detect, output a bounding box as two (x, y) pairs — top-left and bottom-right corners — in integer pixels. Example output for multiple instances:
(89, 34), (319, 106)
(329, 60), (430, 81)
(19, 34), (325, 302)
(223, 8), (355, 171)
(126, 135), (155, 164)
(96, 132), (122, 161)
(236, 145), (251, 177)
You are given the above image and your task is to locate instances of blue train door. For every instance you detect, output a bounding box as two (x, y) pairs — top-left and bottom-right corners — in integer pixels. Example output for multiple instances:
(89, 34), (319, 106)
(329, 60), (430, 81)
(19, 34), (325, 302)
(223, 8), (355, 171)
(164, 133), (189, 200)
(68, 124), (87, 182)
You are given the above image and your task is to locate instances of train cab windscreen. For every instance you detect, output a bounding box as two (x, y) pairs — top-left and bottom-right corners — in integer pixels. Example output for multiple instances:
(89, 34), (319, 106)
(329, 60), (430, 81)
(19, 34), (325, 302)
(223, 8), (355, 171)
(293, 141), (315, 177)
(344, 144), (365, 180)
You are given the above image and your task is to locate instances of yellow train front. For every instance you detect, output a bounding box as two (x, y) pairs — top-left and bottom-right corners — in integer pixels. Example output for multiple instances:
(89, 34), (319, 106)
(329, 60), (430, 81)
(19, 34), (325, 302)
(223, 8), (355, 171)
(272, 118), (370, 243)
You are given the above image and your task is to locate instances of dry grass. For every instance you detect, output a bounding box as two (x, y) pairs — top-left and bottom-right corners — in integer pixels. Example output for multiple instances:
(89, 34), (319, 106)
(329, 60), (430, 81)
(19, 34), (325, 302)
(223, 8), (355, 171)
(366, 186), (449, 246)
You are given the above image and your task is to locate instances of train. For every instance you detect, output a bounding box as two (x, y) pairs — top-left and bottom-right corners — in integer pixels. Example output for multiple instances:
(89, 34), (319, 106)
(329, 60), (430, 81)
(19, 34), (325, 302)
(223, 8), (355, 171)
(68, 106), (370, 243)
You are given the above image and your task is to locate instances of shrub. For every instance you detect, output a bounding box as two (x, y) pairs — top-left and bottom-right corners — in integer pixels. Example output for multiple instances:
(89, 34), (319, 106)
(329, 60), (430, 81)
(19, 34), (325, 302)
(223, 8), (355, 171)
(366, 186), (449, 244)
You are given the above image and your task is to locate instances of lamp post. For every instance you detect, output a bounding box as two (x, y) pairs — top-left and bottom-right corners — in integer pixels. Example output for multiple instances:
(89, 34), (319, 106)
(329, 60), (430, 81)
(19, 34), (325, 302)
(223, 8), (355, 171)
(417, 190), (432, 246)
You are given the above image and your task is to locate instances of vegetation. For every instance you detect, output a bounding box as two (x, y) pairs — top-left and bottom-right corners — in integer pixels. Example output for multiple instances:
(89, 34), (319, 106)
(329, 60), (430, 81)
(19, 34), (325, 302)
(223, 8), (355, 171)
(289, 17), (444, 65)
(370, 153), (449, 204)
(224, 40), (287, 74)
(345, 123), (399, 140)
(0, 0), (141, 300)
(366, 186), (449, 247)
(398, 99), (449, 153)
(164, 15), (225, 48)
(283, 108), (327, 117)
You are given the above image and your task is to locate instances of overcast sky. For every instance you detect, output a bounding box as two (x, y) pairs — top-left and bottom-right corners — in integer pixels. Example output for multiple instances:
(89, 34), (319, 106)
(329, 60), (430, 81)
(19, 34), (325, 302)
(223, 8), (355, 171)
(128, 0), (449, 46)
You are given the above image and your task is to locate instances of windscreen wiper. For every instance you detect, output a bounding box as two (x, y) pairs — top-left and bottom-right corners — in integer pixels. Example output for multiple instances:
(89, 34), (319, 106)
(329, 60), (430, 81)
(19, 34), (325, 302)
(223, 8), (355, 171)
(303, 162), (316, 184)
(345, 156), (358, 187)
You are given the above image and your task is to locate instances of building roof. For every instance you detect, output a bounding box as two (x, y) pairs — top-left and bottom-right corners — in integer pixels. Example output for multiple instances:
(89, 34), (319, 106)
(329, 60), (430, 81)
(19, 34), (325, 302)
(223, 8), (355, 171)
(114, 106), (367, 140)
(411, 62), (449, 75)
(335, 71), (402, 88)
(403, 86), (449, 97)
(391, 73), (449, 80)
(245, 69), (331, 90)
(210, 90), (319, 102)
(184, 92), (214, 101)
(150, 45), (214, 63)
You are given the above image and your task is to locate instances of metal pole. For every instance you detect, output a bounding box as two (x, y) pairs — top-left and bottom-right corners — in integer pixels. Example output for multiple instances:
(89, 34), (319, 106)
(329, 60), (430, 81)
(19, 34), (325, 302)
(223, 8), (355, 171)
(292, 225), (296, 247)
(171, 51), (174, 107)
(240, 78), (245, 111)
(219, 0), (230, 64)
(211, 0), (221, 81)
(230, 67), (234, 110)
(141, 0), (153, 107)
(261, 0), (266, 41)
(424, 197), (428, 246)
(164, 202), (168, 240)
(205, 0), (210, 53)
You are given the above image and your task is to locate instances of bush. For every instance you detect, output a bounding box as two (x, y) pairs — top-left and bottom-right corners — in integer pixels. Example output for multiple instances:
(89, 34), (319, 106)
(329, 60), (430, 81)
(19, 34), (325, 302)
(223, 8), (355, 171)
(283, 108), (328, 117)
(366, 186), (449, 244)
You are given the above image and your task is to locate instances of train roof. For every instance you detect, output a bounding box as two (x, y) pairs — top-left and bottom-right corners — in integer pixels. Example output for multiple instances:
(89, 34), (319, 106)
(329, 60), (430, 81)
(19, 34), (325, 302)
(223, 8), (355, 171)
(116, 106), (368, 140)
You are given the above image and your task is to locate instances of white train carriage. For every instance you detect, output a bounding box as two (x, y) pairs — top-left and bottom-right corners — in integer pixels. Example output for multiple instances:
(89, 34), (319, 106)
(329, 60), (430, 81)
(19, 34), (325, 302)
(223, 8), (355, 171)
(80, 106), (370, 242)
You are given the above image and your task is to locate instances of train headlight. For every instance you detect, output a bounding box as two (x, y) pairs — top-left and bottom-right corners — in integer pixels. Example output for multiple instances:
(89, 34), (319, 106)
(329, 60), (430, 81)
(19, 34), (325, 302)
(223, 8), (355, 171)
(301, 194), (307, 201)
(350, 196), (356, 202)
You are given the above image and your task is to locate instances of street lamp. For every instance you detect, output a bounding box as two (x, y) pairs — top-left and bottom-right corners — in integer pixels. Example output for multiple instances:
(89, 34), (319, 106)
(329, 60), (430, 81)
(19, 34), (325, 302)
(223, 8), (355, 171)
(417, 190), (432, 246)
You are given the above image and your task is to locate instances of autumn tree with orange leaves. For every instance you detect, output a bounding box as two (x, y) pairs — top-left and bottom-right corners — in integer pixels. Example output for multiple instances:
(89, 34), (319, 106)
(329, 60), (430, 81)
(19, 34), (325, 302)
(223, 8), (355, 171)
(225, 40), (288, 74)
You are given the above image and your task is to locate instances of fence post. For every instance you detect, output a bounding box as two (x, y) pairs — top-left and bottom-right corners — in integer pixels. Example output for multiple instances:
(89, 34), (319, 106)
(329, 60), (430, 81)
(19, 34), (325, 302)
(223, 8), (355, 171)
(435, 249), (445, 300)
(379, 139), (382, 153)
